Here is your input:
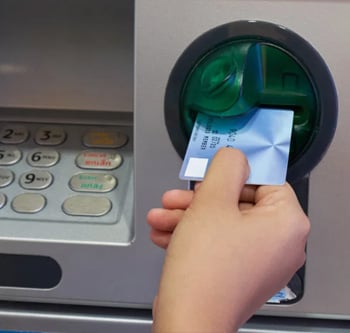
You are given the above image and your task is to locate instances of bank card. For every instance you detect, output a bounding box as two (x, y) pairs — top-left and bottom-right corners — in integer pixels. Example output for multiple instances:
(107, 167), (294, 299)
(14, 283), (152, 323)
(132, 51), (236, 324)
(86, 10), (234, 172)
(179, 108), (294, 185)
(268, 286), (297, 304)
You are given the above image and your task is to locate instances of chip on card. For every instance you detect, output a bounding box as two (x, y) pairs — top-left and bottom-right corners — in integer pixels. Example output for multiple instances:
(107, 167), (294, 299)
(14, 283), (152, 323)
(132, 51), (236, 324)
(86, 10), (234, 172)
(179, 108), (294, 185)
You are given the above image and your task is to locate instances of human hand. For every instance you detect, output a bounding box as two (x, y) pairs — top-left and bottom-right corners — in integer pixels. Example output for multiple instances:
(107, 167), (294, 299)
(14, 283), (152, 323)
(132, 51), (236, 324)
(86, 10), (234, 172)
(148, 148), (310, 333)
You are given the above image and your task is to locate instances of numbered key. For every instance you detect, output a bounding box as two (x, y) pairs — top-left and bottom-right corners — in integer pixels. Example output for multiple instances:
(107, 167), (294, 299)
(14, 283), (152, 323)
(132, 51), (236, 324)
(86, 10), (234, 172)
(35, 127), (66, 146)
(0, 125), (29, 144)
(27, 150), (60, 167)
(0, 168), (14, 188)
(19, 170), (53, 190)
(0, 147), (22, 165)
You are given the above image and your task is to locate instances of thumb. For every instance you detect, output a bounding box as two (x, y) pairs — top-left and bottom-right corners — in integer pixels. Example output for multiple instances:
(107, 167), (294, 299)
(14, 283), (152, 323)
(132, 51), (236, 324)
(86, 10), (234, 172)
(192, 148), (250, 210)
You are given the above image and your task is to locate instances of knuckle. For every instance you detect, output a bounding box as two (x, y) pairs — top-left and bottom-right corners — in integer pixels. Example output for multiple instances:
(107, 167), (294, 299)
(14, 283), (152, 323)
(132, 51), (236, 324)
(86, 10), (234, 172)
(146, 209), (156, 225)
(297, 214), (311, 239)
(161, 190), (172, 207)
(302, 216), (311, 235)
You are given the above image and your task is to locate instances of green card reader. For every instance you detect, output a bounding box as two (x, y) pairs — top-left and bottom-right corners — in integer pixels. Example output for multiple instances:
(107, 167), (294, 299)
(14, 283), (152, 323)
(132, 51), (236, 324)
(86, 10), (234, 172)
(164, 20), (338, 303)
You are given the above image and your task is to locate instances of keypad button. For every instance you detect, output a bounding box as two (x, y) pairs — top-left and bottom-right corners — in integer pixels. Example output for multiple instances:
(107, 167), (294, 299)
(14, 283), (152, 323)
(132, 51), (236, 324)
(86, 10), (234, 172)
(62, 195), (112, 217)
(12, 193), (46, 213)
(69, 173), (117, 193)
(76, 151), (122, 170)
(0, 125), (29, 144)
(27, 150), (60, 167)
(83, 130), (128, 148)
(0, 168), (14, 188)
(19, 170), (53, 190)
(0, 193), (7, 209)
(35, 127), (66, 146)
(0, 147), (22, 165)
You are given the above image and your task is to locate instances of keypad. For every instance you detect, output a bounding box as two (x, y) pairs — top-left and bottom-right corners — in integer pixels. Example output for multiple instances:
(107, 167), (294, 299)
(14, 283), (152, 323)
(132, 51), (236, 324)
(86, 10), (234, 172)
(0, 122), (132, 224)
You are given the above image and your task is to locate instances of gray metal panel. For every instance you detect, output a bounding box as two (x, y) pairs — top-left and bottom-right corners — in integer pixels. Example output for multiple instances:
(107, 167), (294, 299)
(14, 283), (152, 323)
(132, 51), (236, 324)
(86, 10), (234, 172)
(0, 304), (152, 333)
(0, 0), (133, 112)
(0, 303), (350, 333)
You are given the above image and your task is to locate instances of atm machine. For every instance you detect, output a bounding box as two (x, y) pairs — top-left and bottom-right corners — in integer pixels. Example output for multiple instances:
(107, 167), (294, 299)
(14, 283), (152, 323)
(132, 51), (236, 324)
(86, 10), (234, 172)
(1, 0), (350, 332)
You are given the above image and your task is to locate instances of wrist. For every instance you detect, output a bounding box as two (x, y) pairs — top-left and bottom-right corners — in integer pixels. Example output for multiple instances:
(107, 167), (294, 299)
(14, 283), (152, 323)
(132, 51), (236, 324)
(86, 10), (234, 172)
(152, 292), (241, 333)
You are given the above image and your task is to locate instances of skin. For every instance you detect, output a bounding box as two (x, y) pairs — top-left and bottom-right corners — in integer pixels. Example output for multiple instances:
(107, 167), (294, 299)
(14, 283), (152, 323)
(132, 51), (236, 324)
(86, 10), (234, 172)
(147, 148), (310, 333)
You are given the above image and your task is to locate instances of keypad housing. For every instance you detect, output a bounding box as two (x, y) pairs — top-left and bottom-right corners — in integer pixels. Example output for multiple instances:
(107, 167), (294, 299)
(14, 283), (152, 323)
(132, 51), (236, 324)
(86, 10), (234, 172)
(0, 122), (133, 226)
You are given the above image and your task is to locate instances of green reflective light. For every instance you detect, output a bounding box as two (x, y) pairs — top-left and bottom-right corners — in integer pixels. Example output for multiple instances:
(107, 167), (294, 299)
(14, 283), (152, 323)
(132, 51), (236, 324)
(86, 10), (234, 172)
(180, 41), (318, 164)
(200, 56), (237, 93)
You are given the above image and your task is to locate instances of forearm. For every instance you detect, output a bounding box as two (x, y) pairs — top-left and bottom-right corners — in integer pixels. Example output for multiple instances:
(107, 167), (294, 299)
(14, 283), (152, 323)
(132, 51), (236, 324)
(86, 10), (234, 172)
(152, 256), (242, 333)
(152, 295), (240, 333)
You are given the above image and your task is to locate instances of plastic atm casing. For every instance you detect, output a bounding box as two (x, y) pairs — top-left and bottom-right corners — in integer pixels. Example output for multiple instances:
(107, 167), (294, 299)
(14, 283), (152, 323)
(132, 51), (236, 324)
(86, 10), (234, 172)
(0, 0), (350, 332)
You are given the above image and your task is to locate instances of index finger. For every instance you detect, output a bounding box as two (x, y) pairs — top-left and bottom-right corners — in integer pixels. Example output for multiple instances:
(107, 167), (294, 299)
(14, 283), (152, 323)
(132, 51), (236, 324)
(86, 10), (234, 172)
(255, 183), (299, 208)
